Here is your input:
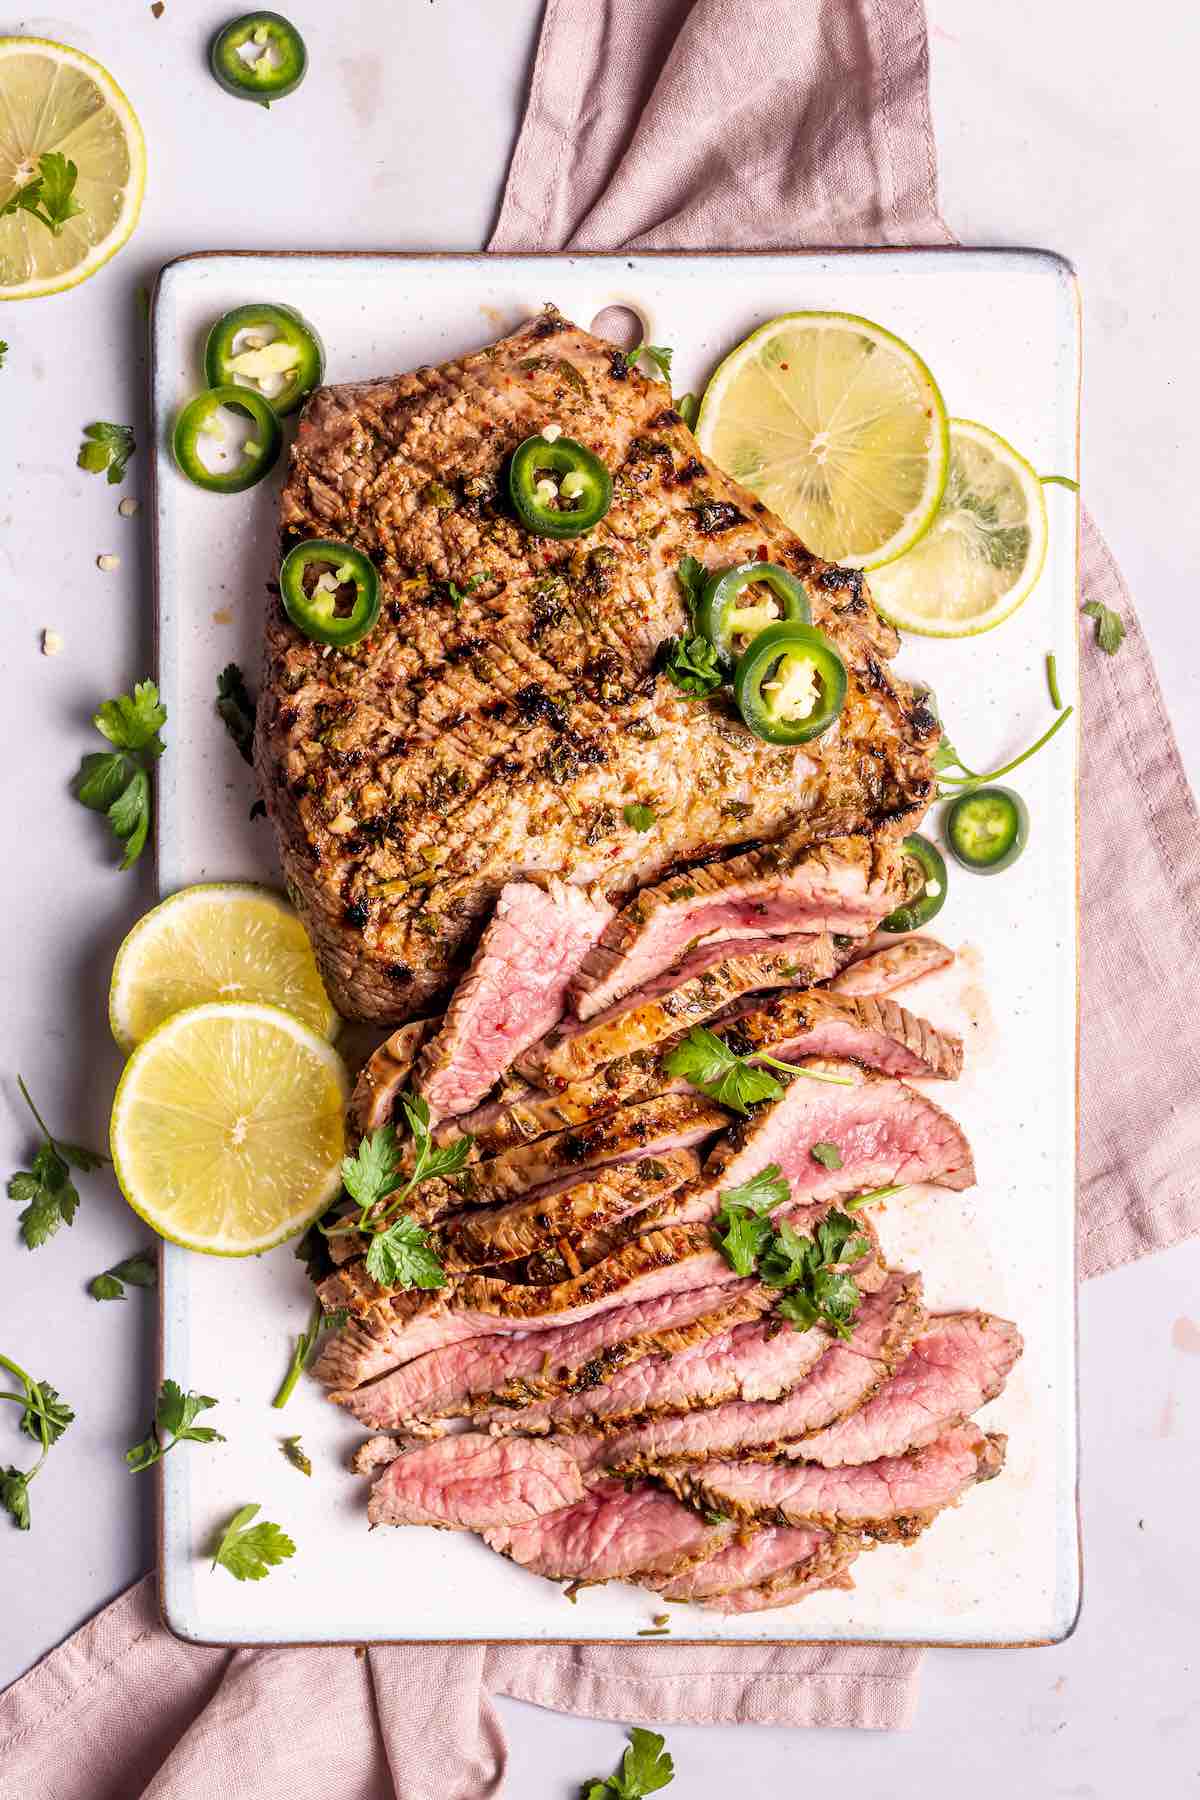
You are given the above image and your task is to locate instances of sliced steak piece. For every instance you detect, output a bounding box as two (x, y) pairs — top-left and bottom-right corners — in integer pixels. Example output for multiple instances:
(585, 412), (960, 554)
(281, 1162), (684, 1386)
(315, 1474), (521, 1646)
(260, 309), (939, 1025)
(715, 990), (962, 1080)
(830, 936), (954, 998)
(703, 1560), (859, 1614)
(483, 1476), (733, 1583)
(438, 1148), (700, 1272)
(347, 1019), (433, 1139)
(559, 1269), (924, 1472)
(366, 1432), (585, 1530)
(570, 835), (905, 1020)
(650, 1524), (857, 1605)
(484, 1270), (917, 1436)
(350, 1435), (409, 1475)
(783, 1312), (1022, 1467)
(656, 1422), (1006, 1535)
(332, 1282), (772, 1429)
(658, 1060), (974, 1231)
(460, 1092), (729, 1202)
(415, 880), (613, 1119)
(523, 932), (843, 1083)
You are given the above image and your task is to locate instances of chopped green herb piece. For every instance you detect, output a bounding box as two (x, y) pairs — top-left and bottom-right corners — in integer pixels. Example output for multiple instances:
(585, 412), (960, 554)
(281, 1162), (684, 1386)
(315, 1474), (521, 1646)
(1040, 474), (1079, 492)
(216, 663), (255, 763)
(0, 152), (84, 236)
(844, 1183), (906, 1213)
(1082, 599), (1125, 655)
(0, 341), (7, 368)
(1045, 652), (1062, 712)
(7, 1076), (108, 1250)
(623, 803), (656, 832)
(662, 632), (723, 698)
(675, 554), (707, 620)
(327, 1106), (470, 1290)
(281, 1435), (312, 1477)
(78, 421), (136, 485)
(585, 1726), (675, 1799)
(73, 680), (167, 869)
(364, 1213), (446, 1291)
(629, 343), (674, 383)
(126, 1380), (224, 1473)
(676, 392), (699, 430)
(89, 1250), (156, 1301)
(663, 1026), (853, 1116)
(210, 1503), (296, 1581)
(810, 1141), (843, 1170)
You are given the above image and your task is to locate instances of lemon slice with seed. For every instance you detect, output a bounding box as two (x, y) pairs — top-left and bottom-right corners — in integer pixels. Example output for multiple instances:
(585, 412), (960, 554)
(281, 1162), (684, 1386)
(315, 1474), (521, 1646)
(0, 38), (145, 301)
(109, 883), (339, 1054)
(110, 1001), (349, 1255)
(696, 311), (949, 570)
(866, 419), (1049, 637)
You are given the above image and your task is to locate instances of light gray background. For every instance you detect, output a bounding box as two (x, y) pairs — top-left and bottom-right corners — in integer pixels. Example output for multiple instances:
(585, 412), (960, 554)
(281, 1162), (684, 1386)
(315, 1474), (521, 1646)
(1, 2), (1197, 1792)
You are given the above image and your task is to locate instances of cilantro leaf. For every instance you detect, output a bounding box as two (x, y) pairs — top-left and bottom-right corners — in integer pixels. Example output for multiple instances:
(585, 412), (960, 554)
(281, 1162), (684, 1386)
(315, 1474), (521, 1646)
(94, 681), (166, 755)
(77, 420), (136, 485)
(73, 682), (165, 870)
(0, 341), (7, 369)
(662, 632), (723, 698)
(126, 1380), (225, 1472)
(76, 750), (134, 812)
(341, 1125), (406, 1212)
(711, 1204), (774, 1276)
(662, 1027), (783, 1116)
(676, 392), (699, 430)
(810, 1141), (843, 1170)
(586, 1727), (675, 1799)
(0, 1468), (31, 1531)
(623, 803), (656, 832)
(364, 1213), (446, 1290)
(630, 344), (674, 383)
(89, 1251), (156, 1301)
(0, 153), (84, 237)
(1082, 599), (1125, 655)
(718, 1163), (791, 1214)
(107, 767), (151, 868)
(759, 1216), (812, 1289)
(211, 1503), (296, 1581)
(18, 1380), (74, 1447)
(7, 1079), (106, 1250)
(674, 555), (707, 621)
(281, 1435), (312, 1477)
(216, 663), (256, 764)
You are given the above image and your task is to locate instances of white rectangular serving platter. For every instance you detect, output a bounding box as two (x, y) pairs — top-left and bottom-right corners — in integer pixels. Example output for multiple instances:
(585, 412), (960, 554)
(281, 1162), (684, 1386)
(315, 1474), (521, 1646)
(152, 249), (1080, 1649)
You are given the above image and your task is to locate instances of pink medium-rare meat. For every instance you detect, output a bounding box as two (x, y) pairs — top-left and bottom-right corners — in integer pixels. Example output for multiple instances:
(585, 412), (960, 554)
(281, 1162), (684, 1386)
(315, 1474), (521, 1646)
(570, 834), (908, 1019)
(258, 310), (940, 1024)
(829, 936), (955, 998)
(521, 932), (845, 1083)
(332, 1282), (772, 1430)
(703, 1561), (859, 1614)
(366, 1432), (584, 1529)
(657, 1422), (1006, 1534)
(651, 1526), (858, 1605)
(483, 1476), (733, 1583)
(715, 990), (963, 1081)
(415, 880), (613, 1118)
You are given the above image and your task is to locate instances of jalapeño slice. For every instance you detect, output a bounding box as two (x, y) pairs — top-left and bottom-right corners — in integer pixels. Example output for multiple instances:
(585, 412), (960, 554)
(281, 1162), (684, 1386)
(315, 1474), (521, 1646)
(210, 12), (307, 104)
(173, 386), (282, 493)
(697, 561), (812, 673)
(509, 433), (612, 539)
(733, 621), (847, 746)
(205, 302), (324, 417)
(280, 540), (380, 647)
(945, 785), (1029, 873)
(879, 834), (949, 933)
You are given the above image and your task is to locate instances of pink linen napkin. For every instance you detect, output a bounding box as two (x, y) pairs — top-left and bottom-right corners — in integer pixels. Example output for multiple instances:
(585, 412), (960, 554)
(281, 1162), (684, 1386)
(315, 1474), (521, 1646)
(4, 2), (1199, 1792)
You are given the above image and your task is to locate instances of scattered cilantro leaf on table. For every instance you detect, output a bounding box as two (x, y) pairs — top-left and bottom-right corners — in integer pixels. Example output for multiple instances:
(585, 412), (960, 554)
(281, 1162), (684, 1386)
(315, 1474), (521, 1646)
(89, 1250), (157, 1301)
(211, 1503), (296, 1581)
(281, 1435), (312, 1477)
(216, 663), (256, 762)
(78, 421), (136, 484)
(584, 1727), (675, 1799)
(7, 1076), (108, 1249)
(74, 679), (166, 868)
(0, 1351), (73, 1530)
(126, 1379), (224, 1472)
(0, 152), (84, 235)
(1082, 599), (1125, 655)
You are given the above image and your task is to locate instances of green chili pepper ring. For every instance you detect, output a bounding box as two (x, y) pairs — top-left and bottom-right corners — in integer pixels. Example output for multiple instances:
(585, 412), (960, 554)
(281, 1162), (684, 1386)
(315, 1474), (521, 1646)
(509, 434), (613, 539)
(697, 561), (812, 673)
(210, 12), (308, 104)
(280, 539), (381, 647)
(945, 785), (1029, 873)
(733, 621), (847, 746)
(172, 386), (282, 494)
(205, 302), (324, 417)
(879, 834), (949, 933)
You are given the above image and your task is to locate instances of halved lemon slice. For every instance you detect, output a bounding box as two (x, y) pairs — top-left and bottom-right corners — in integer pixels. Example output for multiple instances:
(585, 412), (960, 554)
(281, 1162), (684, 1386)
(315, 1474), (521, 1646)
(0, 38), (145, 300)
(866, 419), (1049, 637)
(109, 883), (339, 1055)
(110, 1002), (349, 1255)
(696, 311), (949, 569)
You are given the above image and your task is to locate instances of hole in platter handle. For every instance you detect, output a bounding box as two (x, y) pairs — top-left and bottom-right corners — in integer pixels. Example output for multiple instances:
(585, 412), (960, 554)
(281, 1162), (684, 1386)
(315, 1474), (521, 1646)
(588, 300), (650, 351)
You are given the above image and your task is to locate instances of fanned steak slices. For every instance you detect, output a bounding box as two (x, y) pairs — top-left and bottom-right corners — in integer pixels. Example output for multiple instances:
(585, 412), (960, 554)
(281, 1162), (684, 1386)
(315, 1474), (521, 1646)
(415, 880), (613, 1119)
(651, 1525), (858, 1606)
(459, 1092), (730, 1202)
(437, 1148), (700, 1272)
(333, 1283), (771, 1430)
(716, 989), (963, 1081)
(829, 936), (954, 998)
(570, 834), (908, 1021)
(784, 1312), (1022, 1468)
(483, 1476), (733, 1583)
(703, 1560), (858, 1615)
(259, 309), (939, 1024)
(347, 1019), (433, 1139)
(559, 1268), (923, 1473)
(658, 1059), (974, 1232)
(366, 1432), (585, 1530)
(656, 1422), (1006, 1536)
(521, 931), (843, 1083)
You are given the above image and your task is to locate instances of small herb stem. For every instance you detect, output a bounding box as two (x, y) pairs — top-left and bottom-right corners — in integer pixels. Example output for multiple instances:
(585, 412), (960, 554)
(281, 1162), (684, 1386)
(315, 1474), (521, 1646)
(1040, 473), (1079, 492)
(938, 705), (1073, 790)
(15, 1077), (56, 1150)
(1045, 653), (1062, 712)
(272, 1299), (323, 1409)
(755, 1055), (855, 1086)
(0, 1353), (48, 1476)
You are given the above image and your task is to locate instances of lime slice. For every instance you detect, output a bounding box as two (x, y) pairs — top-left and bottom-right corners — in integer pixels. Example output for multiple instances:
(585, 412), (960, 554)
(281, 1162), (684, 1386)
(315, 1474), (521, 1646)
(0, 38), (145, 300)
(696, 311), (949, 569)
(110, 883), (339, 1055)
(110, 1001), (349, 1255)
(866, 419), (1049, 637)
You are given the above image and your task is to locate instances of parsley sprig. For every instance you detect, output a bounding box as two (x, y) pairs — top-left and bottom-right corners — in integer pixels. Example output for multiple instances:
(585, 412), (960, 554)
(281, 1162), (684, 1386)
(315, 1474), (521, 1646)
(89, 1250), (156, 1301)
(216, 663), (256, 763)
(585, 1727), (675, 1800)
(711, 1165), (871, 1339)
(125, 1380), (225, 1473)
(210, 1503), (296, 1581)
(0, 152), (84, 236)
(74, 679), (167, 868)
(664, 1025), (854, 1116)
(661, 557), (724, 698)
(78, 421), (136, 485)
(0, 1352), (73, 1531)
(327, 1098), (471, 1289)
(7, 1076), (108, 1249)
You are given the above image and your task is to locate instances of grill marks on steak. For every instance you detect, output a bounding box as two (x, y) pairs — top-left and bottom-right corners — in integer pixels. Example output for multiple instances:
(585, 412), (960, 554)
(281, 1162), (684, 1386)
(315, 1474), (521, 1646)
(570, 835), (907, 1020)
(366, 1432), (584, 1530)
(716, 991), (963, 1081)
(415, 880), (613, 1118)
(260, 311), (938, 1023)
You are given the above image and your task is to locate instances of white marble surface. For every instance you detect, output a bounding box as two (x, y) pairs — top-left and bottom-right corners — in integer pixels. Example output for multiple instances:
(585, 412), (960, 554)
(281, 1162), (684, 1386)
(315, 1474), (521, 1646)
(1, 1), (1198, 1791)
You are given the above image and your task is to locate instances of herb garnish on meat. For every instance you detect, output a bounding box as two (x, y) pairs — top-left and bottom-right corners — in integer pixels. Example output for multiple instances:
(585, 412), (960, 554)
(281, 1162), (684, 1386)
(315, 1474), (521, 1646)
(329, 1100), (471, 1289)
(664, 1025), (853, 1116)
(7, 1077), (109, 1249)
(711, 1166), (871, 1338)
(585, 1727), (675, 1799)
(0, 1353), (73, 1530)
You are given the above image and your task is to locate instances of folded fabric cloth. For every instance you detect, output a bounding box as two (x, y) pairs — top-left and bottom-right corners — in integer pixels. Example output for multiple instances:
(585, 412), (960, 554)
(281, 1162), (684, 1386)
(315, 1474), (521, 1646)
(5, 1), (1198, 1793)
